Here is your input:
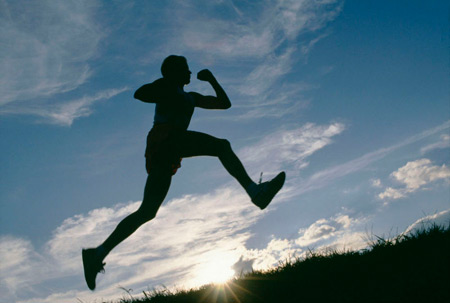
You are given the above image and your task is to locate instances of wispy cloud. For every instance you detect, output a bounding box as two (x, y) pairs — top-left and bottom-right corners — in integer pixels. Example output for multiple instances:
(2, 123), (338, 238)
(0, 0), (102, 105)
(421, 134), (450, 154)
(1, 0), (341, 125)
(240, 122), (346, 175)
(0, 87), (128, 126)
(163, 0), (342, 119)
(237, 47), (297, 97)
(289, 121), (450, 197)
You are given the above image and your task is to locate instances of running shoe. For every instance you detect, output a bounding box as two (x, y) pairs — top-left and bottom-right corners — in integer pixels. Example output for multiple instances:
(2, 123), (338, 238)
(82, 248), (105, 290)
(252, 171), (286, 210)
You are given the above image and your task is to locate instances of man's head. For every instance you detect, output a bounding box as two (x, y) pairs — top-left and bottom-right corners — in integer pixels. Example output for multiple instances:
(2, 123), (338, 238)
(161, 55), (191, 86)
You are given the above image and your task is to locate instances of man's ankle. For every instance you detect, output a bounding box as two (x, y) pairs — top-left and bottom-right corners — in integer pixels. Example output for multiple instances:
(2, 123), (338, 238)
(95, 245), (107, 261)
(245, 182), (258, 198)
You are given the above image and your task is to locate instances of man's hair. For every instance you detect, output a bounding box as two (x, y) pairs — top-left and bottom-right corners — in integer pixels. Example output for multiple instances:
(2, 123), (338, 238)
(161, 55), (187, 78)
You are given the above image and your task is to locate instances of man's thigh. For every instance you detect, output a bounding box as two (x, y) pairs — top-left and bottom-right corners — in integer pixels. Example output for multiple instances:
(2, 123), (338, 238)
(177, 131), (225, 158)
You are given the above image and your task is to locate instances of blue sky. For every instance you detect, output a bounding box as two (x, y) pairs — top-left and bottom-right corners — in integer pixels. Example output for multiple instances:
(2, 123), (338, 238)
(1, 0), (449, 302)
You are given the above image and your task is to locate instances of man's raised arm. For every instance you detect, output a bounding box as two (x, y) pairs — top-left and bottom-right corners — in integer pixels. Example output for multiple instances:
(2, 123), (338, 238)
(193, 69), (231, 110)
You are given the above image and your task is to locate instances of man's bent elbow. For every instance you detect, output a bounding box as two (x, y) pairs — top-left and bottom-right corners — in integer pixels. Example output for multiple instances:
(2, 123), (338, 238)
(134, 89), (151, 103)
(133, 91), (140, 100)
(133, 87), (143, 99)
(220, 99), (231, 109)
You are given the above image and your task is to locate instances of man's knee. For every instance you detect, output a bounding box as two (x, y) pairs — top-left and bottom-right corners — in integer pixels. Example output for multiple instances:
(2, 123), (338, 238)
(141, 210), (157, 223)
(217, 138), (232, 154)
(135, 207), (157, 223)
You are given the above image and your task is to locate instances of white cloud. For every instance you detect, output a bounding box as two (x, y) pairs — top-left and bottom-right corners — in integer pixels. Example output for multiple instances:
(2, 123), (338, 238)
(0, 237), (33, 295)
(1, 187), (265, 303)
(232, 256), (255, 276)
(0, 236), (51, 302)
(1, 87), (128, 126)
(241, 237), (299, 272)
(297, 219), (336, 245)
(237, 213), (367, 273)
(379, 159), (450, 201)
(378, 187), (406, 200)
(371, 179), (382, 188)
(0, 0), (102, 105)
(392, 159), (450, 189)
(404, 209), (450, 234)
(2, 206), (371, 303)
(1, 210), (369, 303)
(295, 214), (357, 247)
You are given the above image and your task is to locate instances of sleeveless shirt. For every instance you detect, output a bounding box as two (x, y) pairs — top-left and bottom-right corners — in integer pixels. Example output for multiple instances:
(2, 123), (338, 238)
(153, 86), (195, 130)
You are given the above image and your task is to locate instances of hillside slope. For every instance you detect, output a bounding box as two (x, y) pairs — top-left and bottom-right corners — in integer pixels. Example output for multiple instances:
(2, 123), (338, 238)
(115, 225), (450, 303)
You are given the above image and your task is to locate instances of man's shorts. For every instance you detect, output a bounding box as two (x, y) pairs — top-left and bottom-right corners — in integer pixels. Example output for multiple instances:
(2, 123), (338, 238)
(145, 124), (183, 176)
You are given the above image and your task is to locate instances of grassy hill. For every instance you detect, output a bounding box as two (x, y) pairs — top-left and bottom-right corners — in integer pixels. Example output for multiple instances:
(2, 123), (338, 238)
(112, 225), (450, 303)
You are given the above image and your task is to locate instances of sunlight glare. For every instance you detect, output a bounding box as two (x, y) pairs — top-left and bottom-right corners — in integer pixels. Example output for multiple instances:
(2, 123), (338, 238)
(192, 253), (236, 286)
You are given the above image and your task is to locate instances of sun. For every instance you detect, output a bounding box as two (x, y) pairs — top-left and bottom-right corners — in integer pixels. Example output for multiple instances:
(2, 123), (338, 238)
(192, 253), (236, 286)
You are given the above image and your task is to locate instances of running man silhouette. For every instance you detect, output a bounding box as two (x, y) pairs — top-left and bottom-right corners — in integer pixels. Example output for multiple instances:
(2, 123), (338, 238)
(82, 55), (285, 290)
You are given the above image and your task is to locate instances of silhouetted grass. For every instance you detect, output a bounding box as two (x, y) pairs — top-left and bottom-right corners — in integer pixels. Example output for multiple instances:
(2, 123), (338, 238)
(109, 225), (450, 303)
